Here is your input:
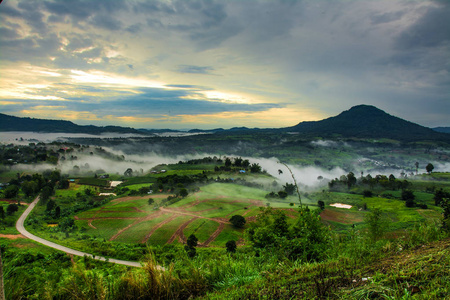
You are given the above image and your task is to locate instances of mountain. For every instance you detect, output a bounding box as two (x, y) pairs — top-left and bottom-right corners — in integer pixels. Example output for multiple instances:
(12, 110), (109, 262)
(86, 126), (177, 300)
(284, 105), (449, 141)
(433, 127), (450, 134)
(0, 113), (144, 135)
(1, 105), (448, 141)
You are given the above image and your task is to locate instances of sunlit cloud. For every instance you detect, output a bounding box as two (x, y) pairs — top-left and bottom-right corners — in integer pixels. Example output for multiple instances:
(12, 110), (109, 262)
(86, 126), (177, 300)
(69, 70), (166, 88)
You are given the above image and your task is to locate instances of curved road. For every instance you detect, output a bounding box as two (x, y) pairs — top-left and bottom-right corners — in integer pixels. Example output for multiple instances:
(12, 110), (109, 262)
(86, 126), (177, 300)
(16, 196), (141, 267)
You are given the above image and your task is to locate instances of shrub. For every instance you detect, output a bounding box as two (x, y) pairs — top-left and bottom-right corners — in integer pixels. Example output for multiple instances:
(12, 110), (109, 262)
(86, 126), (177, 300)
(247, 207), (330, 261)
(363, 190), (373, 198)
(6, 203), (19, 215)
(229, 215), (246, 228)
(225, 240), (237, 253)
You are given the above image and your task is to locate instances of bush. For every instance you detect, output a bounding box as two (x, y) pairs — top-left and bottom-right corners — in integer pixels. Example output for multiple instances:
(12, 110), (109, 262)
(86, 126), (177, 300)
(229, 215), (246, 228)
(247, 207), (330, 261)
(225, 240), (237, 253)
(363, 190), (373, 198)
(6, 203), (19, 215)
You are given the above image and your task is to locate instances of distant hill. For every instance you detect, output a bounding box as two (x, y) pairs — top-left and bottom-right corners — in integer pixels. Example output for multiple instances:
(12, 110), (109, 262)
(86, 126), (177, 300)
(283, 105), (449, 141)
(0, 113), (144, 135)
(1, 105), (449, 141)
(433, 127), (450, 134)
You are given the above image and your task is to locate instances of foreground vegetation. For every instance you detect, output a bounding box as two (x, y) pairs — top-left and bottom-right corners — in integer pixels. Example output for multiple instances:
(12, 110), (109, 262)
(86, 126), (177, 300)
(1, 142), (450, 299)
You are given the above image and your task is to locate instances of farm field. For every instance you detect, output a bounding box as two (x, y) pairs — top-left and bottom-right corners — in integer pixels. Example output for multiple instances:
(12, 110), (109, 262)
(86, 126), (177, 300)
(72, 183), (271, 247)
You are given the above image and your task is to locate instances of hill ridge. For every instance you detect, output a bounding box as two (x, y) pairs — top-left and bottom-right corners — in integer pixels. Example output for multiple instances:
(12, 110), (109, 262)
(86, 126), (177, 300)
(285, 104), (448, 141)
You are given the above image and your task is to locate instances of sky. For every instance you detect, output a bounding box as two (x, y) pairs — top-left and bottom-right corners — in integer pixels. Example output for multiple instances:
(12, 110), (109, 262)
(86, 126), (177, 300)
(0, 0), (449, 130)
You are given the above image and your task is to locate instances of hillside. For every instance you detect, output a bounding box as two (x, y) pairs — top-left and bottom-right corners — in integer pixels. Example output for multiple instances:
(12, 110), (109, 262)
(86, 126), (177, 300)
(0, 113), (144, 135)
(285, 105), (450, 141)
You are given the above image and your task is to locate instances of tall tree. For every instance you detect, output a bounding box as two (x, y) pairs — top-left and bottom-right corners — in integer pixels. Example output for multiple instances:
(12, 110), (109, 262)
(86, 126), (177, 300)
(426, 163), (434, 174)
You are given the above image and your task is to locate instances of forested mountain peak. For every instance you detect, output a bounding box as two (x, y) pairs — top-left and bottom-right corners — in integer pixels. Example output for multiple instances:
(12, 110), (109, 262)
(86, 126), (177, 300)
(285, 104), (448, 141)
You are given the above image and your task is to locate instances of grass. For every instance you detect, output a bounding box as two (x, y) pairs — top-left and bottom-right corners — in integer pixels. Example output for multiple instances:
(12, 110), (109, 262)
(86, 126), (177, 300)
(184, 219), (220, 243)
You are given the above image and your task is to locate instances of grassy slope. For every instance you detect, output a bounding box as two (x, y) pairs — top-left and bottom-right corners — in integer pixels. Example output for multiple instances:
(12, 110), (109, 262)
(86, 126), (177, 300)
(200, 238), (450, 299)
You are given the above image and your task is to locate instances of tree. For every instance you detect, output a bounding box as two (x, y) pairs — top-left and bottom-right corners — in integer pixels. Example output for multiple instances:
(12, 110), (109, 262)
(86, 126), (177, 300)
(347, 172), (357, 188)
(185, 234), (198, 258)
(179, 188), (188, 198)
(40, 186), (54, 203)
(58, 179), (70, 189)
(440, 197), (450, 232)
(226, 240), (237, 253)
(229, 215), (246, 228)
(283, 183), (296, 195)
(3, 185), (19, 199)
(46, 199), (56, 212)
(401, 189), (415, 207)
(224, 157), (232, 167)
(363, 190), (373, 198)
(6, 204), (19, 216)
(247, 207), (329, 261)
(277, 190), (288, 199)
(318, 200), (325, 210)
(186, 234), (198, 248)
(401, 189), (415, 201)
(0, 207), (4, 219)
(250, 163), (262, 173)
(21, 181), (38, 197)
(148, 198), (154, 205)
(434, 189), (450, 206)
(124, 168), (133, 177)
(426, 163), (434, 174)
(365, 208), (388, 241)
(55, 206), (61, 218)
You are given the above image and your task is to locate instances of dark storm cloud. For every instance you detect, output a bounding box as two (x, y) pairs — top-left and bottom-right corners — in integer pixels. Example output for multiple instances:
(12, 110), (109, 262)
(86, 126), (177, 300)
(90, 14), (123, 31)
(0, 26), (20, 39)
(17, 1), (49, 35)
(0, 2), (22, 18)
(176, 65), (215, 74)
(396, 2), (450, 49)
(370, 11), (404, 25)
(0, 32), (61, 62)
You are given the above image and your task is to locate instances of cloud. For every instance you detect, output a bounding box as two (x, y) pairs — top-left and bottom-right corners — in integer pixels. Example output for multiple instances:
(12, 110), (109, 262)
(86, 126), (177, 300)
(395, 2), (450, 49)
(176, 65), (215, 74)
(1, 0), (449, 129)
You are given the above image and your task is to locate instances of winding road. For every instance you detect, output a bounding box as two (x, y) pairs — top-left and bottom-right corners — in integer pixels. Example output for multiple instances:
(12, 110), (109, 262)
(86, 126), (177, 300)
(16, 196), (142, 268)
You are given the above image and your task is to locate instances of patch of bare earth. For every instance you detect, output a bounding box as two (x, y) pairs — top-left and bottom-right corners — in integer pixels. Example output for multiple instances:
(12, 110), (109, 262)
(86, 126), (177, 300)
(320, 208), (363, 224)
(0, 234), (25, 239)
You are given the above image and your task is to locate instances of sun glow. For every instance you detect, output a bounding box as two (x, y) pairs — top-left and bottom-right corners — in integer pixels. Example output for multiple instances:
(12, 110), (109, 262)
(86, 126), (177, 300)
(70, 70), (166, 89)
